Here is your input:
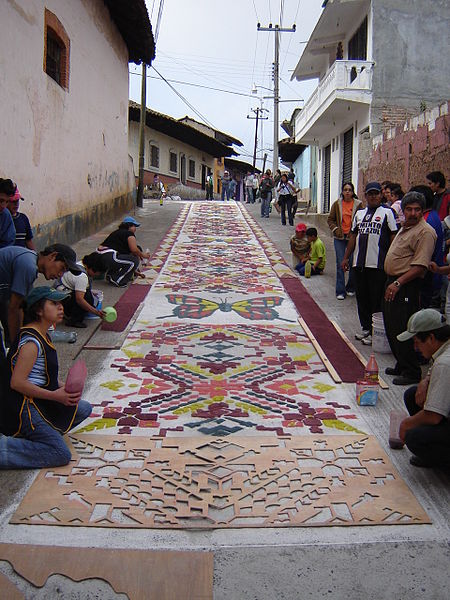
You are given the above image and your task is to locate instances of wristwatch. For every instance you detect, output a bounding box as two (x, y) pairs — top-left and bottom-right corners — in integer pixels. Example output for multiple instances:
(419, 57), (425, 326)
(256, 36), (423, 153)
(393, 280), (401, 288)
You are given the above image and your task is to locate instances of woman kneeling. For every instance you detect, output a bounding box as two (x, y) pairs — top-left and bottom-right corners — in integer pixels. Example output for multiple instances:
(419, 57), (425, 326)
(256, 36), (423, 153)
(0, 287), (91, 469)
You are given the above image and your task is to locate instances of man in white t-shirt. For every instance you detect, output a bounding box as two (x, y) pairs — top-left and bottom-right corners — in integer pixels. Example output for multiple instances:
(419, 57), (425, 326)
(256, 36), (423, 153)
(397, 309), (450, 468)
(342, 182), (398, 345)
(55, 252), (105, 327)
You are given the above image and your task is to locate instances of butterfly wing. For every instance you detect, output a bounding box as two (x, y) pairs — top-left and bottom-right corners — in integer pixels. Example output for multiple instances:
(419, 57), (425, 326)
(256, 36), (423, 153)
(231, 296), (284, 320)
(165, 294), (219, 319)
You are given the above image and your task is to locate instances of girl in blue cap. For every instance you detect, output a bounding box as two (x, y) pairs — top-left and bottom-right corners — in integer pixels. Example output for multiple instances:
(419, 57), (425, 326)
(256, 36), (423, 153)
(0, 286), (92, 468)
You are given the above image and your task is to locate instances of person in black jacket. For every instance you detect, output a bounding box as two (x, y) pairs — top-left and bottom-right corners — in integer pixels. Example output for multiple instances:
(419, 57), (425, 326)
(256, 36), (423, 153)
(96, 216), (149, 287)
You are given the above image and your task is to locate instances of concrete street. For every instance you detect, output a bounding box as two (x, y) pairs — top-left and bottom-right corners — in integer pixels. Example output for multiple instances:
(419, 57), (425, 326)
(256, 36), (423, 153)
(0, 198), (449, 599)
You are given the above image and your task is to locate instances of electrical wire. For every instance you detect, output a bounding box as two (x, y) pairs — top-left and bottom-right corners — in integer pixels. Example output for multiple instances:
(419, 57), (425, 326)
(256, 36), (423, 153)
(129, 69), (256, 98)
(252, 0), (259, 21)
(281, 0), (301, 73)
(151, 65), (216, 129)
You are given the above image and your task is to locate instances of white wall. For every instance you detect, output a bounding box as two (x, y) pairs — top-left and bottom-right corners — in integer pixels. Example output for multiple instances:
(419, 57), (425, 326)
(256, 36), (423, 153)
(0, 0), (133, 228)
(315, 107), (370, 212)
(128, 121), (215, 185)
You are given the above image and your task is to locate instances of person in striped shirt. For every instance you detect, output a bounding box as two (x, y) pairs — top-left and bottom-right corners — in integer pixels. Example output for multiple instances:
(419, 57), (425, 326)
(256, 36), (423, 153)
(341, 182), (398, 345)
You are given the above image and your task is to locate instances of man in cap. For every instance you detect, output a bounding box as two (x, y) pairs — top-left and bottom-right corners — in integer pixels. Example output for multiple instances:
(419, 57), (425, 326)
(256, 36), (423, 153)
(397, 309), (450, 468)
(383, 191), (437, 385)
(220, 171), (231, 202)
(0, 243), (80, 352)
(7, 186), (34, 249)
(290, 223), (310, 270)
(0, 178), (17, 248)
(341, 182), (398, 345)
(96, 216), (149, 287)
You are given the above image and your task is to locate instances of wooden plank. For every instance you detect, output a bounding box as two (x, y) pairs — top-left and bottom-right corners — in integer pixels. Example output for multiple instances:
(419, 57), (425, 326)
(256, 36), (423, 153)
(0, 544), (213, 600)
(298, 317), (342, 384)
(331, 320), (389, 389)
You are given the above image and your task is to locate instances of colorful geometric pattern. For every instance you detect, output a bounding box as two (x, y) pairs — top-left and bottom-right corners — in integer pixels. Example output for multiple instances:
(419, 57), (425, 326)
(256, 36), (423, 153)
(80, 201), (365, 437)
(11, 434), (430, 529)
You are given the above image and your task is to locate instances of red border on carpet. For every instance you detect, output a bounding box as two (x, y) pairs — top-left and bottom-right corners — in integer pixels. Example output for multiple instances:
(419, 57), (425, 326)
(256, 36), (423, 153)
(280, 277), (365, 383)
(101, 284), (151, 332)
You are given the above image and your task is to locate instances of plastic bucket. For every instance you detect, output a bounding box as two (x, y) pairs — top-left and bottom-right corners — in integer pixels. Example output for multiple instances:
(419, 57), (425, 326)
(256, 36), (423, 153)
(372, 312), (391, 353)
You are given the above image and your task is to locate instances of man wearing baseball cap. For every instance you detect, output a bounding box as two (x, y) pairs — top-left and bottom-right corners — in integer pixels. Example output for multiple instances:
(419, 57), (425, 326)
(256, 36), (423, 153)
(0, 242), (79, 352)
(397, 309), (450, 468)
(341, 181), (398, 346)
(7, 186), (35, 250)
(0, 178), (17, 249)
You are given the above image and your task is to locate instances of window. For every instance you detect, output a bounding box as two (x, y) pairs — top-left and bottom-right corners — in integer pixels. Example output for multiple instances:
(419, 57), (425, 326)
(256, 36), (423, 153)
(169, 151), (177, 173)
(348, 17), (368, 82)
(44, 9), (70, 90)
(150, 143), (159, 168)
(188, 159), (195, 178)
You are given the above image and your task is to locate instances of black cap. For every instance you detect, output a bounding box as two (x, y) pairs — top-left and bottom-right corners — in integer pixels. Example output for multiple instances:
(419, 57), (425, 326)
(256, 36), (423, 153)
(44, 243), (81, 273)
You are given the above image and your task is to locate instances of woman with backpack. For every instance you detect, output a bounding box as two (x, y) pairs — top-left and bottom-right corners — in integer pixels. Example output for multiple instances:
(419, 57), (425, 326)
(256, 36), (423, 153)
(260, 170), (274, 218)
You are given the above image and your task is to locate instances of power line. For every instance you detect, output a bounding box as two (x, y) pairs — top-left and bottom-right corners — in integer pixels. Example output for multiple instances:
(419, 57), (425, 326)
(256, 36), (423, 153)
(281, 0), (301, 73)
(130, 69), (256, 98)
(252, 0), (259, 21)
(150, 65), (216, 129)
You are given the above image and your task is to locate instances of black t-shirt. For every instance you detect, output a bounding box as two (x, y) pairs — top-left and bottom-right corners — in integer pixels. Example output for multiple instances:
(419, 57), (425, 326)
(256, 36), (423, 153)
(101, 229), (135, 255)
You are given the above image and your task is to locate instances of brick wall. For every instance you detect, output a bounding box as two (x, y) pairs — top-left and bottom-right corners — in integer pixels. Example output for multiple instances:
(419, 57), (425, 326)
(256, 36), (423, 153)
(359, 102), (449, 196)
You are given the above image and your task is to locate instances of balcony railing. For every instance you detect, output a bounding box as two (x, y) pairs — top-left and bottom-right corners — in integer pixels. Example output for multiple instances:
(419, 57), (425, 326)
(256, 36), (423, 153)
(295, 60), (374, 138)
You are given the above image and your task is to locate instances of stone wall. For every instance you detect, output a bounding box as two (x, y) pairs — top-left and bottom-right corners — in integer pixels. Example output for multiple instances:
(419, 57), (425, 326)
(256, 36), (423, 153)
(359, 102), (449, 195)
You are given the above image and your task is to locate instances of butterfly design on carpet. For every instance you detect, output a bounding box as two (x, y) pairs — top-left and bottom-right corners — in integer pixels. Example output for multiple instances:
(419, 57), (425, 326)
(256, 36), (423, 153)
(158, 294), (293, 321)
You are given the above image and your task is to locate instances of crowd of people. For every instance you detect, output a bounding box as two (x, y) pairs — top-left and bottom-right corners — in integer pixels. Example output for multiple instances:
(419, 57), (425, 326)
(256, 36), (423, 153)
(0, 177), (154, 469)
(0, 168), (449, 471)
(290, 171), (450, 468)
(218, 168), (302, 227)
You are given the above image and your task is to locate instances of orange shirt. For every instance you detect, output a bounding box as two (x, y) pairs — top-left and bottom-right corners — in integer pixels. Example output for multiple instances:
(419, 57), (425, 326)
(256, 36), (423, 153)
(341, 200), (353, 235)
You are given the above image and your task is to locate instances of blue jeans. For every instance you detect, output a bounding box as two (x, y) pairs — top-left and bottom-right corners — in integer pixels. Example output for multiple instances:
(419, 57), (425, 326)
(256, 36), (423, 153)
(0, 400), (92, 469)
(295, 262), (322, 276)
(221, 186), (230, 201)
(333, 238), (355, 296)
(246, 188), (254, 203)
(261, 192), (272, 217)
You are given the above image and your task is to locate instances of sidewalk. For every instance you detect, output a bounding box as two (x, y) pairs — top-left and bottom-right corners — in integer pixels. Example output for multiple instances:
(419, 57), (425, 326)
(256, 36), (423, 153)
(0, 199), (448, 599)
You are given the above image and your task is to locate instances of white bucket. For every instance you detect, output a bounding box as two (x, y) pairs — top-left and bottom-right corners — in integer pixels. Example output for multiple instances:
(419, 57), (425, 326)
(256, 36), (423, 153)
(372, 312), (391, 354)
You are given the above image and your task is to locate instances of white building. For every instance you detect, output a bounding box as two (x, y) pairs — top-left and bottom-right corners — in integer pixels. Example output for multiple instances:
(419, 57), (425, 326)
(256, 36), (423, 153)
(128, 103), (239, 193)
(291, 0), (450, 212)
(0, 0), (154, 246)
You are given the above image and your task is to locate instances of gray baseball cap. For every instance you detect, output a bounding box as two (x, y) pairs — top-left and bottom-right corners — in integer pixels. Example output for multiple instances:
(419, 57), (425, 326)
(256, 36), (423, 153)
(397, 309), (447, 341)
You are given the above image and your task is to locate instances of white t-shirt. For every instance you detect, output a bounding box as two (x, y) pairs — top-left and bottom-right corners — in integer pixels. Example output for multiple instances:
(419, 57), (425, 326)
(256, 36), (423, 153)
(55, 262), (89, 293)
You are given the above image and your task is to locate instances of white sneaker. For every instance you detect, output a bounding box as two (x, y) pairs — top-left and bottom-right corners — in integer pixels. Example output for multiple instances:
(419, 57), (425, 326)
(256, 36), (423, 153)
(346, 291), (355, 297)
(355, 330), (370, 340)
(361, 335), (373, 345)
(336, 294), (345, 300)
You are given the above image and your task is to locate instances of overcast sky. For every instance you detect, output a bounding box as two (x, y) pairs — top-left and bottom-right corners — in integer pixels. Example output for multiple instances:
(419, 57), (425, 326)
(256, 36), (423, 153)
(129, 0), (324, 167)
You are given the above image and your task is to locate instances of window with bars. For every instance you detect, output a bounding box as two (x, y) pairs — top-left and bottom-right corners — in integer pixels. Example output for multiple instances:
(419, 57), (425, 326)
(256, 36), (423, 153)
(44, 10), (70, 90)
(188, 159), (195, 178)
(150, 144), (159, 168)
(169, 151), (177, 173)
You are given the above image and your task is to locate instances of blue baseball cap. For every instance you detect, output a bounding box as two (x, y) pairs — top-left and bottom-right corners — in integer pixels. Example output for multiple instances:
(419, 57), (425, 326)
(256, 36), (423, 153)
(26, 286), (69, 308)
(365, 182), (382, 193)
(122, 216), (140, 227)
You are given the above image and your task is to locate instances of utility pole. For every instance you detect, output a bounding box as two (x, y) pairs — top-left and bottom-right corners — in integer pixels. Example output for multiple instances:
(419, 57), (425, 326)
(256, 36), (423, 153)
(257, 23), (296, 174)
(137, 62), (147, 208)
(247, 106), (268, 169)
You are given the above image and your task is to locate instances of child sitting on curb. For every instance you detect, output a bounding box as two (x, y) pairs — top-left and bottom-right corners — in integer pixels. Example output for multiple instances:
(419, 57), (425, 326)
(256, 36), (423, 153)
(295, 227), (326, 277)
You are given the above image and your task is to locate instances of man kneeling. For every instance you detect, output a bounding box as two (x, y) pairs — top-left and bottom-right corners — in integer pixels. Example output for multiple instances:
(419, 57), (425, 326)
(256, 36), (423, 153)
(398, 309), (450, 468)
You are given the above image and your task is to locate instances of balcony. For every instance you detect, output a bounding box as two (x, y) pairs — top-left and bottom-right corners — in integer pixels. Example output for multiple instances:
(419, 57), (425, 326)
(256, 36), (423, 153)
(294, 59), (374, 144)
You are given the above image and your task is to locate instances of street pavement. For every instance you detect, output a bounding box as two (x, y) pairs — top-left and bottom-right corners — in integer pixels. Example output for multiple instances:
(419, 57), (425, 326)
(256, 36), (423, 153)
(0, 198), (448, 599)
